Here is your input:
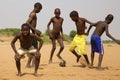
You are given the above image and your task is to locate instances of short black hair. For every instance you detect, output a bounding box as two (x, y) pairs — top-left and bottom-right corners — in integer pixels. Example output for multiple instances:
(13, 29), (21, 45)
(105, 14), (114, 21)
(21, 23), (30, 29)
(34, 2), (42, 9)
(70, 11), (79, 17)
(54, 8), (60, 13)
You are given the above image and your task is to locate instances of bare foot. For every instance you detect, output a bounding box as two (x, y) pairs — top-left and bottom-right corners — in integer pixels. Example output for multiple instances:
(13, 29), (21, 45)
(89, 64), (94, 69)
(17, 72), (22, 77)
(25, 65), (31, 68)
(49, 60), (52, 64)
(33, 72), (38, 77)
(97, 66), (102, 70)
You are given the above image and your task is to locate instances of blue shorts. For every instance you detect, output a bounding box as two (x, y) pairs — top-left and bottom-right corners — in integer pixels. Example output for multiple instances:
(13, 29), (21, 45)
(91, 35), (104, 54)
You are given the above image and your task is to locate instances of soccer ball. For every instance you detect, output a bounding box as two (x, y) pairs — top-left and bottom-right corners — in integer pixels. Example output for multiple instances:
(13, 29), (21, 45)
(59, 61), (66, 67)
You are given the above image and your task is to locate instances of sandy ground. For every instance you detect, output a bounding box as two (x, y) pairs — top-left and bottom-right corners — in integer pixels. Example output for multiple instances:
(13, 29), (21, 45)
(0, 36), (120, 80)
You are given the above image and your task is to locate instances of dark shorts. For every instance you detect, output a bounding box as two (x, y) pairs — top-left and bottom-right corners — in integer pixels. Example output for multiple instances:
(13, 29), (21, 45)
(52, 33), (61, 39)
(91, 35), (104, 54)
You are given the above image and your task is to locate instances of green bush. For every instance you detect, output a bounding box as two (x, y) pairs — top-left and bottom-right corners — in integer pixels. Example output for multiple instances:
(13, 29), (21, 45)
(0, 28), (20, 36)
(69, 30), (77, 39)
(63, 34), (72, 43)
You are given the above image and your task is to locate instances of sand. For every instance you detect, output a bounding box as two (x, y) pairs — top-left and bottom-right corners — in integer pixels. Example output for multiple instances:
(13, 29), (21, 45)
(0, 36), (120, 80)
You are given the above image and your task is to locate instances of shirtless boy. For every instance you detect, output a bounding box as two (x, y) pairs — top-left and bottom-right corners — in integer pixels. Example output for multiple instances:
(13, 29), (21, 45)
(47, 8), (65, 63)
(26, 2), (42, 67)
(87, 14), (120, 70)
(69, 11), (93, 66)
(11, 23), (43, 76)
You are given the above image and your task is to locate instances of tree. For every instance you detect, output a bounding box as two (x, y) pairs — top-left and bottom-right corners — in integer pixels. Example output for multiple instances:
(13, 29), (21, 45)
(69, 30), (77, 39)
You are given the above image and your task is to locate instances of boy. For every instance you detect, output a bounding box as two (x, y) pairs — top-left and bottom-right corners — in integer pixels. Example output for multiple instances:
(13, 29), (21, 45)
(26, 2), (42, 67)
(11, 23), (43, 76)
(87, 14), (120, 70)
(69, 11), (93, 66)
(47, 8), (65, 63)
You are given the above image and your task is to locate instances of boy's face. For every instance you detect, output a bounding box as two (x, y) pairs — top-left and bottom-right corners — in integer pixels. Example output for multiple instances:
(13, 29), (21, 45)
(107, 18), (113, 24)
(54, 9), (60, 18)
(21, 26), (30, 36)
(35, 6), (42, 13)
(70, 16), (77, 22)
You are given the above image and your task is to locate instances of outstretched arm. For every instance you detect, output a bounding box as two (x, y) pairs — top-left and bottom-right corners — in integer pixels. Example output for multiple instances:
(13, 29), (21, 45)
(86, 22), (97, 35)
(84, 18), (94, 25)
(105, 25), (120, 44)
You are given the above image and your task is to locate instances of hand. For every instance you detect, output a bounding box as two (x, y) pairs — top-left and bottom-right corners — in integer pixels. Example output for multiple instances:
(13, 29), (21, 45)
(116, 40), (120, 44)
(15, 53), (20, 61)
(49, 34), (53, 39)
(61, 36), (64, 41)
(35, 52), (40, 59)
(84, 32), (89, 36)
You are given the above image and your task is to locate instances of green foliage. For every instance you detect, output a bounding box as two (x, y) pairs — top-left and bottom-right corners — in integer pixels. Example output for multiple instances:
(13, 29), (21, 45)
(69, 30), (77, 39)
(41, 33), (51, 44)
(63, 34), (72, 43)
(102, 40), (115, 44)
(0, 28), (20, 36)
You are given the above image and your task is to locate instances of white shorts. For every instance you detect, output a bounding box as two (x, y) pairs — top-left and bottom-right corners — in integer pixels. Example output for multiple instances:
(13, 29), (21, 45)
(17, 46), (37, 57)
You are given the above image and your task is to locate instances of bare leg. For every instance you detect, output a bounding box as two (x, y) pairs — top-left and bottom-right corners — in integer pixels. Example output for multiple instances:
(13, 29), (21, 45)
(49, 39), (56, 63)
(57, 38), (64, 61)
(15, 60), (22, 76)
(32, 56), (35, 67)
(71, 50), (81, 63)
(90, 51), (95, 67)
(97, 54), (103, 70)
(26, 57), (33, 68)
(26, 38), (38, 68)
(34, 52), (41, 76)
(83, 54), (90, 67)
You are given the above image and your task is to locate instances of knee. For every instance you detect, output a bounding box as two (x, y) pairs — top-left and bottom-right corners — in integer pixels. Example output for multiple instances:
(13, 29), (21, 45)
(35, 52), (41, 59)
(52, 47), (56, 50)
(60, 46), (64, 50)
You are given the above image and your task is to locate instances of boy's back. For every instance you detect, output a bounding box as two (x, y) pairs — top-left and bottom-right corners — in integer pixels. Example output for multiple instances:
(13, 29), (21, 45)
(93, 21), (107, 36)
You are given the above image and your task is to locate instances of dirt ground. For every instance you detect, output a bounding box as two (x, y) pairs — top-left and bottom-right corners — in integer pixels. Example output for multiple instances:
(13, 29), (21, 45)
(0, 36), (120, 80)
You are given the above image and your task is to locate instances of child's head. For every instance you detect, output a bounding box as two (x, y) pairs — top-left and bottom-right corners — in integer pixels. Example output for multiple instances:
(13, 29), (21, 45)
(70, 11), (79, 21)
(54, 8), (61, 18)
(105, 14), (114, 24)
(34, 2), (42, 13)
(21, 23), (30, 36)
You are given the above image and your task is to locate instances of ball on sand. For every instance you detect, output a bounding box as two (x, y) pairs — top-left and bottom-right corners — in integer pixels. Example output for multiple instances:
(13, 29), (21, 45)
(59, 61), (66, 67)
